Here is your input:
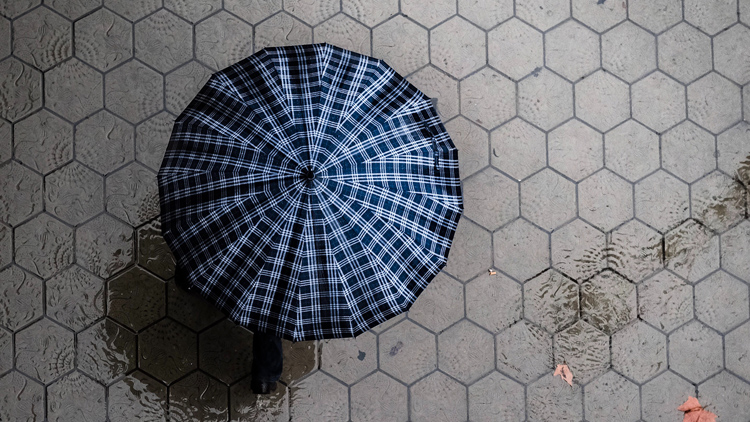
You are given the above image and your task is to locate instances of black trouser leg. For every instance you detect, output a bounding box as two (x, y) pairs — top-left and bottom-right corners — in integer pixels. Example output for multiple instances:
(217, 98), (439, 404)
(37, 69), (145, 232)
(251, 331), (283, 383)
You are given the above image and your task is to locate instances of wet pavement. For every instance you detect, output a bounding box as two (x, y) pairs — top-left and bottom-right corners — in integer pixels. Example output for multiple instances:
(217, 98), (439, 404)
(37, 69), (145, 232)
(1, 0), (750, 420)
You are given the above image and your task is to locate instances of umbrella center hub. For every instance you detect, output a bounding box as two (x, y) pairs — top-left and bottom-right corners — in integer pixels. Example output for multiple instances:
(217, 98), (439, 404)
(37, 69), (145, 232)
(302, 169), (316, 180)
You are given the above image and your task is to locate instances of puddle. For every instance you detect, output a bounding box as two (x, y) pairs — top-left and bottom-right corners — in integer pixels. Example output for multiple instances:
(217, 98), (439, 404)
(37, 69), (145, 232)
(281, 340), (317, 385)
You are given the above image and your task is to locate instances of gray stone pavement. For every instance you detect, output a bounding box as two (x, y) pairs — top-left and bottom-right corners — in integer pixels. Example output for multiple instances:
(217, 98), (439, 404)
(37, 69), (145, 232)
(0, 0), (749, 420)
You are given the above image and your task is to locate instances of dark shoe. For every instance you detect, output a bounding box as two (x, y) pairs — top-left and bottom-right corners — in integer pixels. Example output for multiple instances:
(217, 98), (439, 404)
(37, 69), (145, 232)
(250, 379), (277, 395)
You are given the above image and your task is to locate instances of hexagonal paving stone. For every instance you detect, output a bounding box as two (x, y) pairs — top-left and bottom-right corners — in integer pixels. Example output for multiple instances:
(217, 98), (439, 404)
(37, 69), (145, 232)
(77, 318), (136, 384)
(166, 280), (225, 332)
(45, 162), (104, 225)
(688, 72), (742, 134)
(581, 270), (636, 334)
(468, 371), (524, 422)
(642, 371), (696, 422)
(493, 218), (549, 282)
(46, 0), (100, 20)
(165, 61), (212, 115)
(743, 0), (750, 24)
(495, 320), (553, 384)
(314, 14), (370, 56)
(45, 58), (103, 123)
(692, 171), (746, 233)
(695, 271), (749, 333)
(444, 117), (487, 178)
(548, 119), (602, 182)
(371, 16), (428, 76)
(75, 110), (135, 175)
(635, 170), (689, 233)
(579, 169), (633, 232)
(320, 331), (377, 385)
(164, 0), (220, 22)
(106, 162), (159, 227)
(0, 17), (7, 59)
(607, 220), (663, 283)
(0, 161), (42, 226)
(602, 21), (656, 83)
(669, 320), (723, 383)
(684, 0), (737, 35)
(401, 0), (454, 28)
(0, 58), (42, 122)
(108, 370), (168, 422)
(459, 0), (512, 30)
(134, 10), (192, 73)
(521, 169), (577, 231)
(612, 320), (667, 383)
(281, 339), (317, 384)
(584, 371), (640, 422)
(284, 0), (339, 26)
(545, 21), (599, 81)
(408, 66), (459, 120)
(378, 319), (436, 384)
(14, 213), (74, 279)
(575, 70), (630, 132)
(342, 0), (396, 28)
(605, 120), (660, 182)
(47, 371), (105, 421)
(638, 270), (693, 332)
(628, 0), (682, 33)
(664, 219), (719, 283)
(515, 0), (570, 31)
(107, 266), (165, 332)
(0, 224), (9, 268)
(632, 71), (685, 134)
(518, 68), (573, 131)
(443, 218), (491, 281)
(138, 219), (176, 280)
(0, 372), (44, 421)
(140, 318), (197, 384)
(230, 376), (289, 422)
(0, 266), (43, 331)
(46, 265), (104, 331)
(430, 17), (485, 79)
(199, 319), (254, 384)
(76, 214), (134, 278)
(13, 7), (71, 71)
(554, 320), (609, 384)
(105, 60), (163, 124)
(104, 0), (160, 22)
(289, 371), (348, 421)
(662, 121), (716, 184)
(526, 372), (582, 420)
(551, 219), (606, 282)
(350, 371), (407, 421)
(717, 122), (750, 188)
(572, 0), (626, 32)
(487, 18), (542, 81)
(15, 318), (74, 383)
(466, 272), (522, 333)
(438, 320), (494, 383)
(0, 119), (9, 163)
(745, 85), (750, 124)
(74, 9), (132, 72)
(14, 110), (73, 174)
(410, 371), (466, 421)
(722, 220), (750, 282)
(460, 68), (516, 129)
(195, 11), (254, 71)
(727, 320), (750, 380)
(699, 371), (750, 420)
(408, 272), (464, 333)
(658, 23), (712, 84)
(462, 168), (518, 230)
(490, 118), (546, 181)
(524, 269), (579, 333)
(256, 13), (312, 53)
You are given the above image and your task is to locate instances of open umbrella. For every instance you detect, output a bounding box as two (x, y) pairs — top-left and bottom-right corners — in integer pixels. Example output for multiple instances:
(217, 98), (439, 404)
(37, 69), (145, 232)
(157, 43), (462, 341)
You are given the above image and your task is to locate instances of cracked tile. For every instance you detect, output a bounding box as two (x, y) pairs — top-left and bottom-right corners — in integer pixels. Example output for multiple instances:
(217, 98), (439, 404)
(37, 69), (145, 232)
(524, 269), (579, 333)
(669, 320), (723, 383)
(635, 170), (689, 233)
(75, 110), (135, 176)
(632, 71), (685, 134)
(15, 318), (74, 383)
(408, 272), (464, 333)
(342, 0), (396, 27)
(579, 169), (633, 232)
(518, 68), (573, 130)
(515, 0), (569, 31)
(0, 58), (42, 122)
(460, 68), (515, 129)
(488, 18), (542, 81)
(289, 371), (348, 421)
(638, 270), (693, 332)
(466, 272), (522, 333)
(572, 0), (626, 32)
(47, 371), (105, 421)
(612, 320), (667, 383)
(107, 266), (165, 332)
(628, 0), (682, 33)
(350, 372), (406, 421)
(605, 120), (660, 182)
(140, 318), (197, 384)
(105, 60), (163, 123)
(443, 218), (491, 281)
(196, 11), (254, 70)
(378, 319), (436, 384)
(431, 17), (485, 79)
(691, 171), (747, 233)
(77, 318), (136, 385)
(108, 370), (168, 422)
(13, 110), (73, 174)
(551, 219), (607, 282)
(584, 371), (640, 421)
(371, 16), (427, 76)
(688, 72), (742, 134)
(545, 21), (599, 81)
(46, 265), (105, 331)
(602, 22), (656, 83)
(664, 219), (719, 283)
(496, 320), (553, 384)
(607, 220), (663, 283)
(408, 66), (459, 120)
(658, 23), (712, 84)
(320, 331), (377, 384)
(662, 121), (715, 183)
(135, 10), (193, 73)
(521, 169), (577, 231)
(684, 0), (737, 35)
(490, 118), (545, 181)
(493, 218), (549, 282)
(548, 119), (602, 182)
(14, 213), (73, 279)
(314, 14), (370, 56)
(45, 162), (104, 225)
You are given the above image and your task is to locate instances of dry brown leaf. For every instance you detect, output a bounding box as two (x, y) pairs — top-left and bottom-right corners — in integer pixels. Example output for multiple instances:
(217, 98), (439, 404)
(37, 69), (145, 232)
(553, 364), (573, 386)
(678, 397), (717, 422)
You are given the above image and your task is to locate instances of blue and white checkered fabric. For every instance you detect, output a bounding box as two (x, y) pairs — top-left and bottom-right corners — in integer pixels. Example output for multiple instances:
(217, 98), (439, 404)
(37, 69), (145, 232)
(157, 43), (462, 341)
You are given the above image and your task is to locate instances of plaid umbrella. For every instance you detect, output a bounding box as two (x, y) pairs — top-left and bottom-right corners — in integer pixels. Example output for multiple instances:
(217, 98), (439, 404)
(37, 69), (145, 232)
(157, 43), (462, 341)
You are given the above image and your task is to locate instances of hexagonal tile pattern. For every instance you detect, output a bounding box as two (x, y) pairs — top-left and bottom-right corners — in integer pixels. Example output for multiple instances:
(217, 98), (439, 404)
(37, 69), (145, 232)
(688, 72), (742, 134)
(493, 218), (549, 282)
(281, 339), (317, 384)
(166, 280), (224, 331)
(518, 68), (573, 130)
(0, 17), (7, 59)
(0, 266), (42, 331)
(410, 371), (466, 421)
(495, 320), (553, 384)
(460, 68), (515, 129)
(12, 7), (71, 71)
(14, 110), (73, 174)
(105, 60), (163, 124)
(408, 66), (459, 120)
(0, 58), (42, 122)
(548, 119), (602, 182)
(107, 266), (165, 332)
(691, 171), (746, 233)
(466, 272), (522, 333)
(107, 370), (168, 422)
(554, 320), (609, 384)
(579, 169), (634, 232)
(515, 0), (570, 31)
(684, 0), (737, 35)
(443, 218), (491, 281)
(195, 11), (254, 71)
(0, 224), (10, 268)
(572, 0), (626, 32)
(632, 71), (685, 134)
(726, 320), (750, 380)
(468, 371), (524, 421)
(314, 14), (370, 56)
(438, 320), (494, 383)
(14, 213), (74, 279)
(0, 161), (42, 226)
(0, 372), (44, 421)
(669, 320), (723, 383)
(662, 122), (715, 183)
(75, 110), (135, 176)
(462, 168), (518, 230)
(526, 371), (582, 420)
(431, 17), (485, 79)
(717, 122), (750, 188)
(164, 0), (220, 23)
(642, 371), (696, 422)
(199, 319), (254, 384)
(459, 0), (512, 30)
(521, 169), (577, 231)
(664, 219), (719, 283)
(488, 18), (542, 81)
(342, 0), (396, 28)
(603, 21), (656, 83)
(321, 331), (377, 385)
(230, 376), (289, 422)
(742, 0), (750, 24)
(46, 265), (104, 331)
(378, 319), (436, 384)
(607, 220), (663, 283)
(285, 0), (339, 26)
(612, 320), (667, 383)
(289, 371), (348, 421)
(77, 318), (136, 385)
(45, 58), (103, 123)
(635, 170), (689, 233)
(545, 21), (599, 81)
(575, 70), (630, 132)
(74, 9), (132, 72)
(581, 270), (636, 334)
(15, 318), (74, 383)
(47, 371), (105, 421)
(401, 0), (454, 28)
(0, 119), (9, 163)
(605, 120), (660, 182)
(76, 214), (134, 278)
(628, 0), (682, 33)
(639, 270), (693, 332)
(408, 272), (464, 333)
(255, 12), (311, 52)
(372, 16), (428, 76)
(46, 0), (100, 20)
(658, 23), (712, 84)
(444, 117), (487, 178)
(584, 371), (640, 421)
(138, 219), (176, 280)
(104, 0), (160, 22)
(224, 0), (281, 25)
(45, 162), (104, 225)
(722, 220), (750, 282)
(349, 371), (407, 421)
(106, 162), (159, 227)
(524, 270), (579, 333)
(490, 118), (546, 181)
(698, 371), (750, 421)
(139, 318), (197, 384)
(551, 219), (607, 281)
(135, 10), (193, 73)
(165, 61), (212, 115)
(695, 270), (749, 333)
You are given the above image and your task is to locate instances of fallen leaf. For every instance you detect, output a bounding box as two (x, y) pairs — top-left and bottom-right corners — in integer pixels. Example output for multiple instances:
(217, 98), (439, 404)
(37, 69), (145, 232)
(553, 364), (573, 386)
(488, 269), (496, 275)
(678, 397), (717, 422)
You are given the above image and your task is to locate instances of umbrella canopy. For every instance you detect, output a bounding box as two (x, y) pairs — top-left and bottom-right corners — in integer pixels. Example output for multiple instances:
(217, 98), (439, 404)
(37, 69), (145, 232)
(157, 43), (462, 341)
